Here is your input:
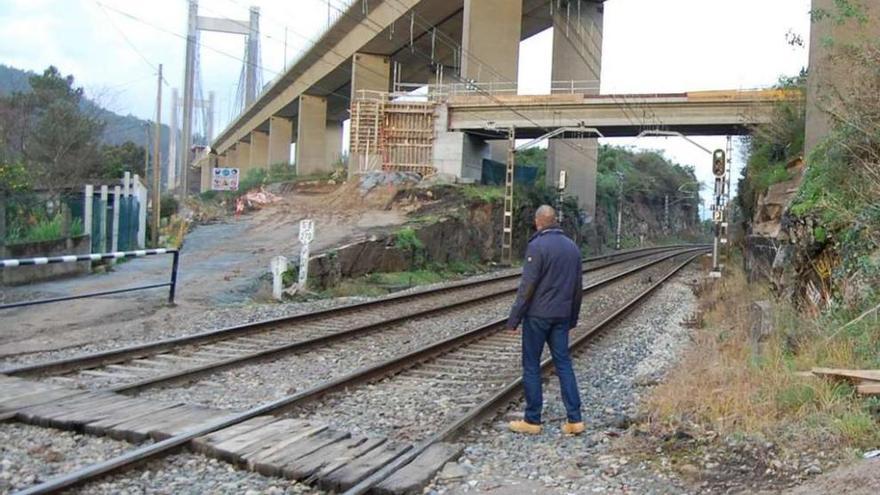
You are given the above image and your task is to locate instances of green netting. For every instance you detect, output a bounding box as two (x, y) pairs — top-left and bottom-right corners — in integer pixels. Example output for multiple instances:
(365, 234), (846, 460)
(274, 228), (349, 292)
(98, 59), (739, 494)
(480, 159), (539, 186)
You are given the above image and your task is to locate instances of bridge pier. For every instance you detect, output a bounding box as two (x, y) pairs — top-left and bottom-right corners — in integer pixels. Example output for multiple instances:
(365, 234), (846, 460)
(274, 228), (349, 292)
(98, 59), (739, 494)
(806, 0), (880, 155)
(351, 53), (390, 97)
(431, 0), (524, 181)
(234, 141), (251, 176)
(461, 0), (522, 83)
(326, 120), (344, 170)
(547, 0), (603, 218)
(249, 131), (269, 170)
(296, 95), (331, 177)
(268, 116), (293, 166)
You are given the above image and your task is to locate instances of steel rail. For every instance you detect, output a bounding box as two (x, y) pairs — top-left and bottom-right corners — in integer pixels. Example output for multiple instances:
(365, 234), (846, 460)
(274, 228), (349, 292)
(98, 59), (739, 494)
(1, 245), (693, 378)
(105, 246), (689, 393)
(343, 250), (706, 495)
(12, 247), (705, 495)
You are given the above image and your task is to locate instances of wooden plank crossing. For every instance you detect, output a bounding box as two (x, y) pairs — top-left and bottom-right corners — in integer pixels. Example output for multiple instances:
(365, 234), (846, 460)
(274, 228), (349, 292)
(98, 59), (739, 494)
(0, 377), (460, 493)
(197, 415), (430, 492)
(0, 375), (85, 415)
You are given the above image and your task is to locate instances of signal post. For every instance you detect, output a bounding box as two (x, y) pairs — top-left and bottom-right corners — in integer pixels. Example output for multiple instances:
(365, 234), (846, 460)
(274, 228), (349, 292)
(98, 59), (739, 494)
(711, 149), (726, 277)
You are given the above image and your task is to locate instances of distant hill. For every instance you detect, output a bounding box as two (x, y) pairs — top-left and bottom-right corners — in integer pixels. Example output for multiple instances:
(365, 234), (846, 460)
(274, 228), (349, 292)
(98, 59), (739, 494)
(0, 64), (170, 155)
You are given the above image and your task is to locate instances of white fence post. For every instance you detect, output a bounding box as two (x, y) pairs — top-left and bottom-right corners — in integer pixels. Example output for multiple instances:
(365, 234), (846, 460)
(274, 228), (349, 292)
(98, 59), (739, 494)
(123, 172), (131, 198)
(99, 185), (109, 254)
(271, 256), (288, 301)
(84, 185), (94, 253)
(111, 186), (121, 255)
(134, 174), (147, 249)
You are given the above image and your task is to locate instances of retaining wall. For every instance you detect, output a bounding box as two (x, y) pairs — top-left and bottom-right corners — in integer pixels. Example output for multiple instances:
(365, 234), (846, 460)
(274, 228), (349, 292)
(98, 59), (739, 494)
(1, 235), (91, 285)
(308, 203), (501, 289)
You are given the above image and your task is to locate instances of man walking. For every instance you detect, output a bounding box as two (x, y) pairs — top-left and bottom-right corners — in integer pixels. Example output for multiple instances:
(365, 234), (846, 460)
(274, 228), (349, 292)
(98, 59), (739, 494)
(506, 205), (584, 435)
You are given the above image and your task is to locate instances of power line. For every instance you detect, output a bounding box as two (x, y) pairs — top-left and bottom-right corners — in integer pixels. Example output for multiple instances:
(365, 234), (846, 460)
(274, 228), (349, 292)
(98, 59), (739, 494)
(95, 1), (357, 110)
(95, 1), (170, 86)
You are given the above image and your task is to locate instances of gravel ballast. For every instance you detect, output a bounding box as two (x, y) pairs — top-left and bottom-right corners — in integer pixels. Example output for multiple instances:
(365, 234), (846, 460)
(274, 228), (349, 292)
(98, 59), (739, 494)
(276, 259), (687, 445)
(425, 266), (701, 494)
(129, 257), (660, 410)
(0, 423), (133, 493)
(71, 451), (318, 494)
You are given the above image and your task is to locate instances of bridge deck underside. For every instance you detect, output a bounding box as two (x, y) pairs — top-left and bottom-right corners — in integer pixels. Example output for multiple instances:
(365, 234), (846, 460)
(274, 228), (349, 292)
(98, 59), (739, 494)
(214, 0), (556, 153)
(445, 92), (788, 139)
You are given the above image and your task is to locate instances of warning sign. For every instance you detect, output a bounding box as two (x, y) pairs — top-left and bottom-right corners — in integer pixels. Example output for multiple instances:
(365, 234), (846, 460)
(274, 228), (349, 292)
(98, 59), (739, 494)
(212, 168), (240, 191)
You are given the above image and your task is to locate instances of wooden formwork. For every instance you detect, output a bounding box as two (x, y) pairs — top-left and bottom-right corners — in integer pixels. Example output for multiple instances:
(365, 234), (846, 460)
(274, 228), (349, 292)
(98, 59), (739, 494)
(349, 91), (436, 176)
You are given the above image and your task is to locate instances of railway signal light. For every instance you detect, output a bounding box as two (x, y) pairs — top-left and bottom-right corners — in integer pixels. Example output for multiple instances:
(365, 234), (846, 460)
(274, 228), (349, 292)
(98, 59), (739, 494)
(713, 149), (726, 177)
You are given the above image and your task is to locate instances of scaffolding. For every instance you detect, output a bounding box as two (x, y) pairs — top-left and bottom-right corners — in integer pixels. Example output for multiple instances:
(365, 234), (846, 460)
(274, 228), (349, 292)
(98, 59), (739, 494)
(349, 90), (436, 176)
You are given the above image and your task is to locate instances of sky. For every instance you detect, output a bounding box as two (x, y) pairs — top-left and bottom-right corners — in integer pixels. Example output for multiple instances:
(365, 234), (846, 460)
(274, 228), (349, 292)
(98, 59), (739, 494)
(0, 0), (812, 211)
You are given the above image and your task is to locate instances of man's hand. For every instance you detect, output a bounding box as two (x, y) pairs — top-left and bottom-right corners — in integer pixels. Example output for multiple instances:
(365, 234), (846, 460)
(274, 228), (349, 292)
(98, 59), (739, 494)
(506, 327), (518, 334)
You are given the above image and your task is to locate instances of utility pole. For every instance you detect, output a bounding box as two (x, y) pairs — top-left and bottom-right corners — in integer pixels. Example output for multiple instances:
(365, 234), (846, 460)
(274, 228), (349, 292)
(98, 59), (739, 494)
(152, 65), (163, 247)
(664, 194), (670, 232)
(168, 88), (179, 193)
(615, 171), (624, 250)
(180, 0), (198, 200)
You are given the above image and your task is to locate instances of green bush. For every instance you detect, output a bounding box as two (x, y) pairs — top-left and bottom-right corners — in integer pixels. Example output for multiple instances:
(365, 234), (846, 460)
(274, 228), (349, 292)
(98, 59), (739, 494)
(5, 215), (83, 245)
(461, 185), (504, 203)
(268, 163), (296, 183)
(775, 383), (817, 413)
(736, 72), (806, 227)
(160, 195), (179, 219)
(239, 168), (268, 192)
(394, 227), (424, 251)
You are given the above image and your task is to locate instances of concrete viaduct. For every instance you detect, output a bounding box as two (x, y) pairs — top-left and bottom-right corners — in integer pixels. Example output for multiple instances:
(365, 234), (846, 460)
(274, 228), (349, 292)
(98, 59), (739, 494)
(207, 0), (787, 215)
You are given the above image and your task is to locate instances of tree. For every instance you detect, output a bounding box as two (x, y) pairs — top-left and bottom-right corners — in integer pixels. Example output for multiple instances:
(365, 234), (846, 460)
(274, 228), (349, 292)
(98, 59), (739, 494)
(0, 66), (104, 197)
(100, 141), (146, 178)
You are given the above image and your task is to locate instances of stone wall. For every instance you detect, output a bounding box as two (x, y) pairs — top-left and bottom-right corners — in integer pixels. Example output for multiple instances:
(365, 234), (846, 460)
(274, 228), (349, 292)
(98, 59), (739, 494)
(1, 235), (91, 286)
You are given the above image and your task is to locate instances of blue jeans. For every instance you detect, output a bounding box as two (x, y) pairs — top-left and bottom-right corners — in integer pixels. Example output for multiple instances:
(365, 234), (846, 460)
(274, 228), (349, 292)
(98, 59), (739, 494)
(522, 316), (582, 424)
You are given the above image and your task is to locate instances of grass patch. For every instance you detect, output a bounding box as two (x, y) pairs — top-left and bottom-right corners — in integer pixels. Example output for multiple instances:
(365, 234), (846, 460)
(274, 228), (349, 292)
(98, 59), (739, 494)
(461, 185), (504, 203)
(6, 215), (83, 245)
(318, 262), (488, 299)
(645, 259), (880, 450)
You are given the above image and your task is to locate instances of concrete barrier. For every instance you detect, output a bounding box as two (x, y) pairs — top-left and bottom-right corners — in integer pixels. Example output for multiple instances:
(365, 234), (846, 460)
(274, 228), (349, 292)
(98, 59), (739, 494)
(1, 235), (91, 286)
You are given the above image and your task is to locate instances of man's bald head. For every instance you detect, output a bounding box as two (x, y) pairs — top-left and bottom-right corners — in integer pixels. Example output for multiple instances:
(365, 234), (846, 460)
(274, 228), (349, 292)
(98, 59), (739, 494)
(535, 205), (557, 230)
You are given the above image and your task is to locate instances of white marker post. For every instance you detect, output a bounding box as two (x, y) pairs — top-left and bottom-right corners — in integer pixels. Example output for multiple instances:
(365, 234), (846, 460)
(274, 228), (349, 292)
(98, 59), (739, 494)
(298, 219), (315, 290)
(270, 255), (288, 301)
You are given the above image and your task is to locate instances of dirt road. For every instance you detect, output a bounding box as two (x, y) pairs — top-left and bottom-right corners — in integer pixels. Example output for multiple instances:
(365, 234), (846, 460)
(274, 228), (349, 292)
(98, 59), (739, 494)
(0, 189), (406, 356)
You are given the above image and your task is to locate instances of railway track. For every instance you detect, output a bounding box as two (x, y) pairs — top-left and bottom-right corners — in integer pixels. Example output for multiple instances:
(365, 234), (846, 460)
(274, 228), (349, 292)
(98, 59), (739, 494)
(1, 246), (689, 396)
(3, 246), (707, 495)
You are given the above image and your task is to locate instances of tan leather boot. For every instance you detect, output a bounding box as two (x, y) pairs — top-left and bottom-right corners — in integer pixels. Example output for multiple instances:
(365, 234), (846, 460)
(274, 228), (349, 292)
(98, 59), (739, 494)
(509, 420), (542, 434)
(562, 421), (585, 435)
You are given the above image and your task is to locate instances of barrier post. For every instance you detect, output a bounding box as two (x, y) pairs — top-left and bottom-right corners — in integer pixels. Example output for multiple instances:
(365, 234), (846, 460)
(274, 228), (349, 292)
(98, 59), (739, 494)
(168, 250), (180, 304)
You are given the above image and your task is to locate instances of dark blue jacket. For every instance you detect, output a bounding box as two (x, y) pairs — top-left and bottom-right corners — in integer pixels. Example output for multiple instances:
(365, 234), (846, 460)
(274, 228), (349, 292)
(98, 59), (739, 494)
(506, 226), (583, 329)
